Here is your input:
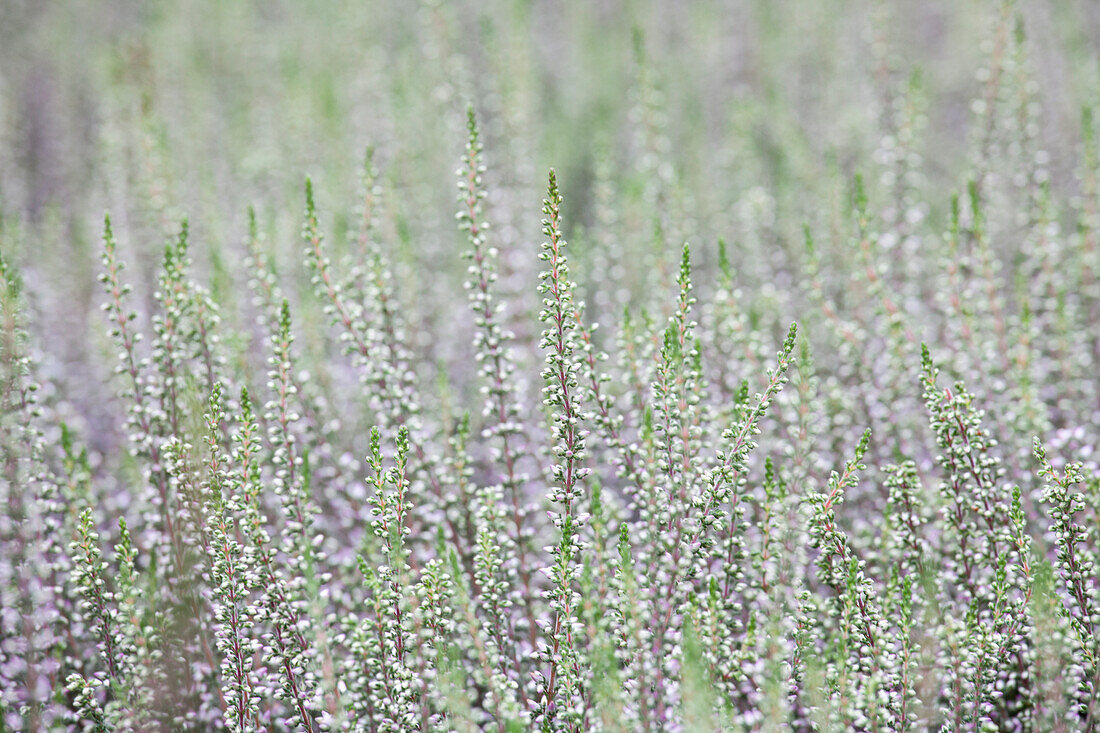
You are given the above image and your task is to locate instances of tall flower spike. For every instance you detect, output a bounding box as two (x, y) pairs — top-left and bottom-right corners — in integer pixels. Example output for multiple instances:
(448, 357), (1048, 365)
(1036, 439), (1100, 713)
(0, 242), (70, 729)
(201, 385), (260, 732)
(361, 425), (420, 728)
(233, 387), (316, 730)
(457, 106), (538, 647)
(921, 343), (1011, 607)
(534, 170), (590, 732)
(99, 215), (180, 570)
(261, 300), (324, 730)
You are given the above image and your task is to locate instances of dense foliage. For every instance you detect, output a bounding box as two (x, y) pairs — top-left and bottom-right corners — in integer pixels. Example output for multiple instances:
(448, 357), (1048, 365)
(2, 1), (1100, 730)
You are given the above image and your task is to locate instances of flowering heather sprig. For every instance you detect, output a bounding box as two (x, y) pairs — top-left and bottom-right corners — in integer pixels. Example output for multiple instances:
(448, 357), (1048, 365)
(880, 463), (930, 727)
(183, 255), (226, 407)
(98, 215), (180, 570)
(69, 509), (123, 691)
(628, 324), (798, 725)
(573, 299), (648, 504)
(606, 524), (650, 732)
(410, 556), (459, 728)
(262, 298), (341, 726)
(806, 429), (899, 729)
(303, 177), (454, 559)
(354, 147), (383, 267)
(675, 325), (796, 649)
(627, 30), (682, 267)
(883, 460), (929, 582)
(997, 485), (1037, 722)
(789, 588), (824, 723)
(0, 244), (71, 729)
(646, 259), (697, 576)
(244, 208), (341, 494)
(749, 457), (787, 602)
(368, 427), (413, 580)
(304, 174), (421, 436)
(65, 512), (161, 731)
(921, 344), (1010, 606)
(577, 482), (624, 728)
(709, 323), (797, 588)
(265, 299), (316, 568)
(938, 193), (979, 379)
(160, 436), (227, 722)
(354, 425), (424, 730)
(801, 225), (876, 463)
(1008, 254), (1055, 468)
(303, 178), (375, 392)
(200, 386), (260, 731)
(922, 343), (1038, 728)
(151, 219), (197, 440)
(631, 245), (719, 716)
(467, 569), (525, 725)
(652, 245), (706, 519)
(893, 574), (920, 732)
(533, 170), (590, 732)
(458, 107), (538, 647)
(1036, 440), (1100, 722)
(110, 517), (165, 730)
(458, 410), (532, 720)
(233, 386), (317, 731)
(614, 307), (657, 426)
(851, 176), (911, 351)
(449, 534), (528, 729)
(100, 217), (226, 720)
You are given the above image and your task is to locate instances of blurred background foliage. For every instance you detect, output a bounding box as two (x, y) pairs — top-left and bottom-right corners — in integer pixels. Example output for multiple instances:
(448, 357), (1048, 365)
(2, 0), (1099, 464)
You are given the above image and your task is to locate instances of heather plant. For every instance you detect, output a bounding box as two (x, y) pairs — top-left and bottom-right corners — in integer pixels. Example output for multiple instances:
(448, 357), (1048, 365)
(3, 1), (1100, 731)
